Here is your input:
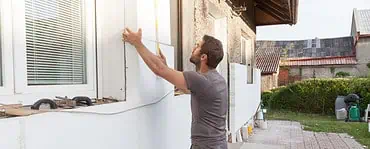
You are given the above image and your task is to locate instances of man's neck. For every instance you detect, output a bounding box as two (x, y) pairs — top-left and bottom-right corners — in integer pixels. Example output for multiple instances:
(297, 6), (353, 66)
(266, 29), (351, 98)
(196, 64), (210, 74)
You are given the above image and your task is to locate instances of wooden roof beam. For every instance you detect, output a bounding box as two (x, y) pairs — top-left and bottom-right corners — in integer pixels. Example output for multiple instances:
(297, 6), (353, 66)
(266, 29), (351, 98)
(256, 0), (290, 20)
(256, 2), (290, 22)
(267, 0), (290, 13)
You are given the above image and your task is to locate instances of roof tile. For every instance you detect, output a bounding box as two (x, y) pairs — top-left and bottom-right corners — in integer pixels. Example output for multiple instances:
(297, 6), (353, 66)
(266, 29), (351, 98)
(280, 56), (357, 66)
(256, 47), (281, 74)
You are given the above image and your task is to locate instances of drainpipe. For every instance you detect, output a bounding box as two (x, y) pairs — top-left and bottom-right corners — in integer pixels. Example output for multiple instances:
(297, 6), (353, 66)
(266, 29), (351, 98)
(177, 0), (183, 71)
(94, 0), (99, 98)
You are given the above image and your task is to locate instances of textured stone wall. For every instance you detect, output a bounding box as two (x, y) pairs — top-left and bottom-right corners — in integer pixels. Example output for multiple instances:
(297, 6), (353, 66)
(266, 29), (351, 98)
(261, 73), (278, 91)
(278, 65), (360, 86)
(288, 66), (359, 79)
(182, 0), (256, 71)
(356, 38), (370, 76)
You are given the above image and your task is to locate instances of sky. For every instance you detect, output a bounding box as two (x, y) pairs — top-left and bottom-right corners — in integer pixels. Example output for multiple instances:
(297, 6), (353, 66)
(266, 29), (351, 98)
(256, 0), (370, 40)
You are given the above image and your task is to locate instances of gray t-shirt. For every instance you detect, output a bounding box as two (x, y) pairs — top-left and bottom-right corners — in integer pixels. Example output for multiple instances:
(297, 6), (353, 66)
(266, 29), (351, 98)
(183, 69), (228, 149)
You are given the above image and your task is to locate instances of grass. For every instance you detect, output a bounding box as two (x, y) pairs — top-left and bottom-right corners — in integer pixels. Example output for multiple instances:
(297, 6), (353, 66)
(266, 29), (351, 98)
(266, 110), (370, 148)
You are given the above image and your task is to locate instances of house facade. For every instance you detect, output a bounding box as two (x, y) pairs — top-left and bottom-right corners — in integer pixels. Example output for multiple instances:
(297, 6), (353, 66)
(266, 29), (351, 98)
(257, 9), (370, 87)
(257, 36), (360, 86)
(351, 8), (370, 77)
(0, 0), (298, 148)
(256, 47), (281, 91)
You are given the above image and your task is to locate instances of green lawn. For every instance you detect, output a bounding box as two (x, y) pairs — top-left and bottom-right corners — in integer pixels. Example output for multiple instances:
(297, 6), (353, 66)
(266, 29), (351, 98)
(266, 110), (370, 148)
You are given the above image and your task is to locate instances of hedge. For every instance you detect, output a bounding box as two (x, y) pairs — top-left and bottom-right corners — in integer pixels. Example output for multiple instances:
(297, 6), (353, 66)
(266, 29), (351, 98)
(262, 78), (370, 115)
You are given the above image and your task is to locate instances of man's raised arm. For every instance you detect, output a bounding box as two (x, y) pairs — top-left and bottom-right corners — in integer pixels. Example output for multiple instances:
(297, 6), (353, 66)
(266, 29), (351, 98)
(122, 28), (188, 90)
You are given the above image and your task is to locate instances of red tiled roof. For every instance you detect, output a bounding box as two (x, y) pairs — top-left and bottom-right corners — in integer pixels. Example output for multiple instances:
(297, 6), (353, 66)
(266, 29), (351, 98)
(256, 47), (281, 74)
(280, 56), (358, 66)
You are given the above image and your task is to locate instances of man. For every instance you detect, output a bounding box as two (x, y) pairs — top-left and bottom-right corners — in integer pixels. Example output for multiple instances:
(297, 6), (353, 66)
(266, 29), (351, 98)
(122, 28), (228, 149)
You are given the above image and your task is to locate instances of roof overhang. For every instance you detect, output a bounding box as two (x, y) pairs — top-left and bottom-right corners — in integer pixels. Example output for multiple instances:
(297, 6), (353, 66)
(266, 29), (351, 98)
(359, 34), (370, 38)
(280, 56), (358, 67)
(227, 0), (299, 26)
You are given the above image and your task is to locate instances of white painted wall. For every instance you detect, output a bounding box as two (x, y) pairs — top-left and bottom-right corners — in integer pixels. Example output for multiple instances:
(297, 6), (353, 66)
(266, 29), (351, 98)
(229, 63), (261, 134)
(0, 0), (262, 148)
(98, 0), (172, 101)
(0, 1), (194, 149)
(0, 94), (192, 149)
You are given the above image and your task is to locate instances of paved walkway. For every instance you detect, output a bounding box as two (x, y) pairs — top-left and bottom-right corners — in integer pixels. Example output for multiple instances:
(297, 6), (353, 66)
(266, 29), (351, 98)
(229, 120), (365, 149)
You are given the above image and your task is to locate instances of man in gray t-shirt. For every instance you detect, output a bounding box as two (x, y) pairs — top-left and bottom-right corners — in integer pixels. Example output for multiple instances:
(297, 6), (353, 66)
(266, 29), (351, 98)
(184, 70), (228, 149)
(123, 28), (228, 149)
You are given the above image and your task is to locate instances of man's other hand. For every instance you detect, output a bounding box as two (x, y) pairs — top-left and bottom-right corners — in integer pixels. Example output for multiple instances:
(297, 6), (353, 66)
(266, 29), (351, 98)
(122, 28), (143, 47)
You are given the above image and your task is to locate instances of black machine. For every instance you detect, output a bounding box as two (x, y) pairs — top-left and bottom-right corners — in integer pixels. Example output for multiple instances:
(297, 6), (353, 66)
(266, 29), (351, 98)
(344, 94), (362, 122)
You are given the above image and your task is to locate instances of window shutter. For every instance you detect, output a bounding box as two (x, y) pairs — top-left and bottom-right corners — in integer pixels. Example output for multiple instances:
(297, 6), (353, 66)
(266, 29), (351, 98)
(25, 0), (86, 85)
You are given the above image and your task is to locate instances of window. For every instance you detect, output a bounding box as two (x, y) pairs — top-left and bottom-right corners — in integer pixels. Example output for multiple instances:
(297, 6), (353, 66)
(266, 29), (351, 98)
(25, 0), (86, 85)
(240, 37), (246, 64)
(312, 42), (316, 48)
(0, 0), (15, 96)
(12, 0), (95, 94)
(208, 13), (216, 36)
(241, 36), (253, 84)
(0, 8), (2, 86)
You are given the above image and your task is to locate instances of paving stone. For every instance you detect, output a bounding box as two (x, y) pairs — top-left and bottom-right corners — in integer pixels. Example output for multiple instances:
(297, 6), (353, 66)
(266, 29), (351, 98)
(244, 120), (364, 149)
(339, 133), (364, 149)
(315, 132), (334, 149)
(327, 133), (350, 149)
(303, 131), (320, 149)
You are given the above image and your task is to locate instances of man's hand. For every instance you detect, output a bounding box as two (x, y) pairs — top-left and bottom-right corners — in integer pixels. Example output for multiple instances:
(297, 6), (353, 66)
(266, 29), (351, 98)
(158, 49), (167, 66)
(122, 28), (143, 47)
(121, 27), (188, 91)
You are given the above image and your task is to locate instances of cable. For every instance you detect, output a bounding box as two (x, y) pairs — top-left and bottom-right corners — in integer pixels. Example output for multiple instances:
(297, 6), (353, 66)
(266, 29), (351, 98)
(46, 90), (175, 116)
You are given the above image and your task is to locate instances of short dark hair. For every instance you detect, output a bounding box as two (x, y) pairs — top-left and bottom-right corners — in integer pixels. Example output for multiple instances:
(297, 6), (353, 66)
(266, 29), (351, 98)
(200, 35), (224, 69)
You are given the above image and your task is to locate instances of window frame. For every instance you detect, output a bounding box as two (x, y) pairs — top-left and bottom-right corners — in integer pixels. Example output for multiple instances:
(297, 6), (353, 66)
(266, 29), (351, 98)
(241, 36), (254, 84)
(0, 0), (15, 95)
(12, 0), (96, 94)
(240, 36), (246, 64)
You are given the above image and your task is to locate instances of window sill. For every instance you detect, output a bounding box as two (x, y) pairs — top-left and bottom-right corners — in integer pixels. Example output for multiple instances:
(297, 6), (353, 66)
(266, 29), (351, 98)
(0, 90), (175, 119)
(174, 88), (191, 96)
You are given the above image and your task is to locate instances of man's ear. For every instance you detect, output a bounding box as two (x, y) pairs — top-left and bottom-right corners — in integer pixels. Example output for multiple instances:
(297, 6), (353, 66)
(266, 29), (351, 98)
(201, 54), (207, 61)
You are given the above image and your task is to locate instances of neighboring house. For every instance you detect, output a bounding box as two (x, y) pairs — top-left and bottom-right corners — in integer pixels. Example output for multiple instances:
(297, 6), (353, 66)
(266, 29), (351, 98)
(279, 56), (358, 85)
(0, 0), (298, 148)
(256, 47), (281, 91)
(257, 36), (355, 58)
(257, 36), (360, 86)
(257, 9), (370, 87)
(351, 8), (370, 76)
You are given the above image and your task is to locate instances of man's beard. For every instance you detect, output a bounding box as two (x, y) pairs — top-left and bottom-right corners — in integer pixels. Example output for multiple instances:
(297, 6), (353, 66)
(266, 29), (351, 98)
(190, 55), (201, 70)
(190, 55), (200, 65)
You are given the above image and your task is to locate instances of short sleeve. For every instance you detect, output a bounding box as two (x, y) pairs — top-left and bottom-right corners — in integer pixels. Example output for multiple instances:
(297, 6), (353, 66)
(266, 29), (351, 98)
(183, 71), (209, 92)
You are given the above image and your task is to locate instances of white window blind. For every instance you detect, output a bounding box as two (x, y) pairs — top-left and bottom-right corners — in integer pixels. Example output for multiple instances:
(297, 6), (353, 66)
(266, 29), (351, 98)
(25, 0), (86, 85)
(0, 24), (2, 87)
(0, 10), (3, 86)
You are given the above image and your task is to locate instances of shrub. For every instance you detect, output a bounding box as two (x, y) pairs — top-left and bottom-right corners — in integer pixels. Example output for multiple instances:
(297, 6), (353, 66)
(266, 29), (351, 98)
(262, 91), (272, 108)
(262, 78), (370, 115)
(335, 71), (351, 78)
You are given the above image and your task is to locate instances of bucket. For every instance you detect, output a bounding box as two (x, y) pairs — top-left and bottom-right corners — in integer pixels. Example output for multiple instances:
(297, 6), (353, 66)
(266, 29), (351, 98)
(241, 126), (249, 141)
(256, 110), (264, 120)
(336, 108), (347, 120)
(248, 125), (253, 136)
(259, 120), (268, 130)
